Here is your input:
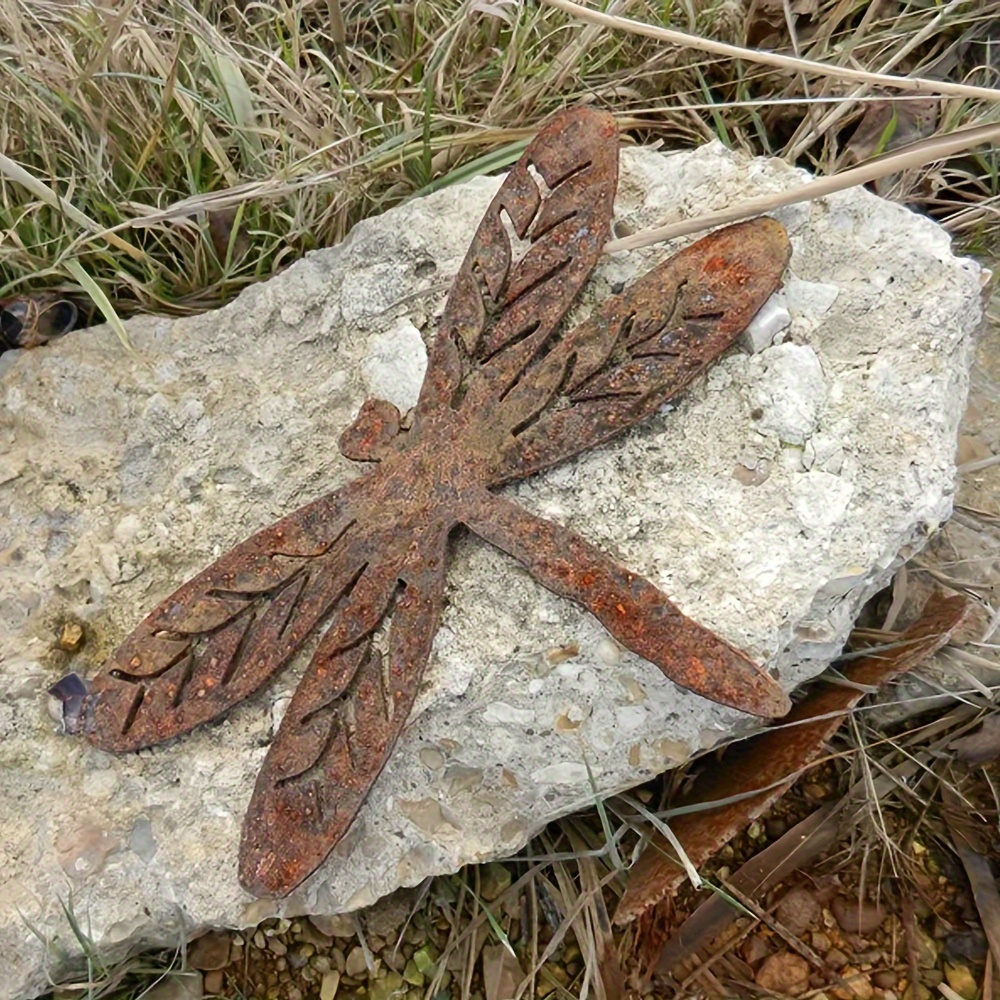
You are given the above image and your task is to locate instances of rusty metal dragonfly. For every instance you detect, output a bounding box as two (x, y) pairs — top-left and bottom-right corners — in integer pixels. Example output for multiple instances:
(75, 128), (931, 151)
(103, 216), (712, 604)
(83, 107), (792, 897)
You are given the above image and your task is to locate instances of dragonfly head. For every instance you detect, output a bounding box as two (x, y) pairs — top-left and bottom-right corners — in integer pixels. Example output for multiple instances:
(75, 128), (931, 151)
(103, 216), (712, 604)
(338, 397), (406, 463)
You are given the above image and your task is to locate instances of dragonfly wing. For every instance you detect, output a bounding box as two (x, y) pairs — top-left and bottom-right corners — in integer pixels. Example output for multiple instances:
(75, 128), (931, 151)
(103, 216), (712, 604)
(461, 490), (790, 719)
(489, 218), (792, 482)
(84, 477), (387, 752)
(239, 531), (449, 896)
(416, 107), (618, 416)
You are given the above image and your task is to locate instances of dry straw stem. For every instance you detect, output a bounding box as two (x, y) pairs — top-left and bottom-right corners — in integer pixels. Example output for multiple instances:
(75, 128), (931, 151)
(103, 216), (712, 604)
(0, 152), (145, 263)
(546, 0), (1000, 252)
(606, 122), (1000, 252)
(541, 0), (1000, 103)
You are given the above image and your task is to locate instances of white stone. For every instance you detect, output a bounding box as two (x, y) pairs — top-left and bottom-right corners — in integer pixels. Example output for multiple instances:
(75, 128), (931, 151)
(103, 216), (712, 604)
(0, 141), (982, 999)
(743, 293), (792, 352)
(360, 320), (428, 411)
(749, 342), (826, 445)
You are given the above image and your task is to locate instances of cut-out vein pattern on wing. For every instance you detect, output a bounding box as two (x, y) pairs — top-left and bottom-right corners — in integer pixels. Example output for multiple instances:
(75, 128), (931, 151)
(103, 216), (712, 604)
(239, 536), (448, 897)
(461, 490), (791, 719)
(86, 481), (375, 751)
(489, 218), (793, 483)
(416, 107), (619, 418)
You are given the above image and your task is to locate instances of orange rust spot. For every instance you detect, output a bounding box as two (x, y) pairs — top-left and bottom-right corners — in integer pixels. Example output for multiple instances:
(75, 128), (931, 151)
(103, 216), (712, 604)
(579, 572), (597, 587)
(130, 656), (141, 668)
(616, 603), (627, 616)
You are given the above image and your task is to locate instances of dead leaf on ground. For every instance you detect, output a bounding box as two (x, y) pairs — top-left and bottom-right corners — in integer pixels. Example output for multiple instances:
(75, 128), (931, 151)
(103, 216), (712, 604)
(482, 943), (523, 1000)
(615, 592), (969, 931)
(207, 207), (250, 266)
(949, 713), (1000, 765)
(941, 780), (1000, 976)
(844, 99), (938, 164)
(653, 805), (843, 981)
(842, 98), (939, 196)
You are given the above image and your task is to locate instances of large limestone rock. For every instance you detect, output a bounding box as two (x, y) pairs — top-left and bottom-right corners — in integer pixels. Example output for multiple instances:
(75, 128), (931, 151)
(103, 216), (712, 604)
(0, 142), (984, 999)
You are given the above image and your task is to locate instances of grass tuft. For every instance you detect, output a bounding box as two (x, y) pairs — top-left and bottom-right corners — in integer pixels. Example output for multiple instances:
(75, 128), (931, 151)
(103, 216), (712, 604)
(3, 1), (1000, 322)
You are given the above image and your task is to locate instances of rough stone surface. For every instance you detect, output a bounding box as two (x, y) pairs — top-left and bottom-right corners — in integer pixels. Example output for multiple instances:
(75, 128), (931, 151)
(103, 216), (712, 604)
(0, 142), (984, 999)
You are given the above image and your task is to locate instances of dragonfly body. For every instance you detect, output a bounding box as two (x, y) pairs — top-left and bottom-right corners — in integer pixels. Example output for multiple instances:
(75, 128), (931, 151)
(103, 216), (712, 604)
(83, 107), (793, 896)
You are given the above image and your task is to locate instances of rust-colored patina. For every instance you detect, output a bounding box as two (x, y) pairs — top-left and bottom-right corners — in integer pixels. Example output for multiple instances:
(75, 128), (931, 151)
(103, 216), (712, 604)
(83, 107), (792, 897)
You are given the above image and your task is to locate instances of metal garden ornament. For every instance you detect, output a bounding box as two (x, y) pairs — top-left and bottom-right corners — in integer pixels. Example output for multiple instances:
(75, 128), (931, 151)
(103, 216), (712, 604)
(82, 108), (792, 896)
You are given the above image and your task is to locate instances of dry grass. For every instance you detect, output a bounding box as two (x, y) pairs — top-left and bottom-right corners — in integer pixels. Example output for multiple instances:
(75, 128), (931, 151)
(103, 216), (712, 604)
(3, 0), (1000, 320)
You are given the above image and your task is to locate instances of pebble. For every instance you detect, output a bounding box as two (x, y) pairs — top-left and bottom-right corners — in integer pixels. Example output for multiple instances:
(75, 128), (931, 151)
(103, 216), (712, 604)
(299, 923), (334, 949)
(202, 971), (224, 995)
(536, 965), (569, 998)
(944, 962), (978, 999)
(812, 932), (832, 952)
(310, 913), (356, 938)
(267, 937), (287, 957)
(832, 896), (886, 935)
(412, 946), (437, 975)
(741, 934), (771, 966)
(345, 945), (369, 977)
(755, 952), (811, 996)
(56, 621), (85, 652)
(402, 958), (424, 986)
(370, 970), (404, 1000)
(479, 862), (512, 901)
(331, 947), (346, 972)
(831, 967), (873, 999)
(187, 931), (232, 971)
(825, 948), (849, 970)
(776, 887), (821, 937)
(872, 970), (898, 989)
(311, 955), (331, 974)
(290, 944), (313, 968)
(286, 989), (302, 1000)
(804, 782), (830, 800)
(253, 930), (266, 950)
(765, 817), (788, 838)
(320, 970), (340, 1000)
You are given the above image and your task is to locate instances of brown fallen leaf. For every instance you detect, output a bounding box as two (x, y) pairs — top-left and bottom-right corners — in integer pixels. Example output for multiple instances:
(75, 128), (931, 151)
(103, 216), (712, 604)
(949, 713), (1000, 765)
(615, 591), (969, 928)
(656, 698), (990, 984)
(207, 207), (250, 267)
(941, 778), (1000, 978)
(654, 804), (843, 982)
(482, 943), (523, 1000)
(845, 99), (939, 164)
